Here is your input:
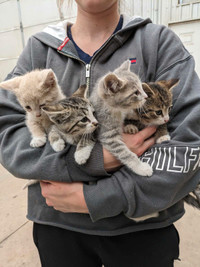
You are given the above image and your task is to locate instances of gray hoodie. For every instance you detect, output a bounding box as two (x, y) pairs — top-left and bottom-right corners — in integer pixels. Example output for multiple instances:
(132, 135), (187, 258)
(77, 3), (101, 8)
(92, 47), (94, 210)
(0, 15), (200, 236)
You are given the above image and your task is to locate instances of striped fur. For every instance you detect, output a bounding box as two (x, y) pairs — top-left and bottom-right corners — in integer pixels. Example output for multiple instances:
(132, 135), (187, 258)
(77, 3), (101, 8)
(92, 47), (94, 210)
(90, 60), (153, 177)
(124, 79), (178, 143)
(43, 85), (98, 165)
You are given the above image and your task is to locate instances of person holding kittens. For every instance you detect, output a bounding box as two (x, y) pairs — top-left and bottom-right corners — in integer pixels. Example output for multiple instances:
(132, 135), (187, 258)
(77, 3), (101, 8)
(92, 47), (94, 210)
(0, 0), (200, 266)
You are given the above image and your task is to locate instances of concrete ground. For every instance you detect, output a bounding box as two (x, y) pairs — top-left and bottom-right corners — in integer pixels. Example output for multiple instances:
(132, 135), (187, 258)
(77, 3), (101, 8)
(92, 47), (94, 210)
(0, 164), (200, 267)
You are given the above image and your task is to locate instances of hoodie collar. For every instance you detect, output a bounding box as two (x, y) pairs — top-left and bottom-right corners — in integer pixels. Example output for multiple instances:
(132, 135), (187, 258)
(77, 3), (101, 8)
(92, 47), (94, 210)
(33, 15), (152, 56)
(42, 14), (151, 43)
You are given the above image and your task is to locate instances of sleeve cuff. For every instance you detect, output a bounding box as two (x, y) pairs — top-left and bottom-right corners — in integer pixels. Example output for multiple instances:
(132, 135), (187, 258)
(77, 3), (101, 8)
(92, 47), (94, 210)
(83, 176), (127, 222)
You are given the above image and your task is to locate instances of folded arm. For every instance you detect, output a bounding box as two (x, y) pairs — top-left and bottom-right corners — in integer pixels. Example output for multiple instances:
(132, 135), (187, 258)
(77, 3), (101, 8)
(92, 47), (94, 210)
(0, 38), (108, 182)
(83, 32), (200, 221)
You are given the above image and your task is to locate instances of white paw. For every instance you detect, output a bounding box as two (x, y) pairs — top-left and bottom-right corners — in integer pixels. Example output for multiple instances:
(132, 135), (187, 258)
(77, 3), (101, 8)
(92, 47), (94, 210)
(30, 136), (46, 147)
(134, 162), (153, 177)
(156, 134), (170, 144)
(130, 212), (159, 222)
(75, 146), (92, 165)
(23, 179), (39, 190)
(52, 139), (65, 152)
(75, 151), (88, 165)
(124, 125), (138, 134)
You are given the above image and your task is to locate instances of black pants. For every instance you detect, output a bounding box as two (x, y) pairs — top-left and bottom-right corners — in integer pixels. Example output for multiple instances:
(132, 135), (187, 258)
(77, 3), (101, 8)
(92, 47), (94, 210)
(33, 223), (180, 267)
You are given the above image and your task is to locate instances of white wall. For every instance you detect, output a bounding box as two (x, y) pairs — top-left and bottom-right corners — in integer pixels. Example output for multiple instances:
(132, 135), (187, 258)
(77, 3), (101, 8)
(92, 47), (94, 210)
(121, 0), (200, 76)
(169, 20), (200, 75)
(0, 0), (77, 81)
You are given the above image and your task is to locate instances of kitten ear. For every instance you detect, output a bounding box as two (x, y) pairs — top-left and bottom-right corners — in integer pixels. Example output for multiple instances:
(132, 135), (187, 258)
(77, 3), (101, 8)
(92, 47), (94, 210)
(104, 74), (123, 94)
(116, 60), (131, 72)
(142, 83), (155, 96)
(0, 76), (21, 91)
(41, 69), (57, 90)
(42, 103), (66, 114)
(72, 84), (88, 98)
(158, 79), (179, 91)
(42, 104), (71, 124)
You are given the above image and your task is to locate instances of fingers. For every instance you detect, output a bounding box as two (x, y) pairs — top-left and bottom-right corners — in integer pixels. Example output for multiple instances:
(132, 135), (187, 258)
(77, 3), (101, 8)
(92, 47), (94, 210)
(137, 137), (155, 157)
(122, 126), (156, 156)
(134, 126), (157, 142)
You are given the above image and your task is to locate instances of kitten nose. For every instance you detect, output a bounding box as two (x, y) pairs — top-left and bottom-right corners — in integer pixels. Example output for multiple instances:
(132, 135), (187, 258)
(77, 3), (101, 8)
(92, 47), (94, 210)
(143, 92), (148, 99)
(92, 121), (98, 127)
(164, 116), (169, 123)
(36, 113), (41, 117)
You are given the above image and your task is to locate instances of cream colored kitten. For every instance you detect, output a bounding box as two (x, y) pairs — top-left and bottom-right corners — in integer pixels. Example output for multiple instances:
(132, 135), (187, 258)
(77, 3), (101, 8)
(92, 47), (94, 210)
(0, 69), (65, 149)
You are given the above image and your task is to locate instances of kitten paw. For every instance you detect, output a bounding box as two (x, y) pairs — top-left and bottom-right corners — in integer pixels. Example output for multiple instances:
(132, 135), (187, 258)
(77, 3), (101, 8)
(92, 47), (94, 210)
(130, 212), (159, 222)
(156, 134), (170, 144)
(23, 180), (39, 190)
(124, 125), (139, 134)
(30, 136), (46, 147)
(75, 155), (88, 165)
(51, 139), (65, 152)
(134, 162), (153, 177)
(75, 147), (92, 165)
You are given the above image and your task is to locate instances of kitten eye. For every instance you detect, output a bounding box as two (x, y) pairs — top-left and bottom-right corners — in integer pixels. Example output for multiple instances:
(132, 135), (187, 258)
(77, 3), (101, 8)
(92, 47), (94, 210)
(134, 90), (140, 96)
(25, 106), (31, 110)
(80, 117), (88, 123)
(155, 110), (162, 116)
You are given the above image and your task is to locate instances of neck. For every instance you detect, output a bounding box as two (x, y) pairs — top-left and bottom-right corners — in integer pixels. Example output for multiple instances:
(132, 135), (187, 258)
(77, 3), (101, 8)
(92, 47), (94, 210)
(71, 2), (120, 55)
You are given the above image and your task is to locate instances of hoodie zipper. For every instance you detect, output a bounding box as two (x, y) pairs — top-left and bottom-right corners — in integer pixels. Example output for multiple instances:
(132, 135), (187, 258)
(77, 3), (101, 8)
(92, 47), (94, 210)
(57, 33), (116, 94)
(85, 64), (91, 90)
(58, 50), (91, 94)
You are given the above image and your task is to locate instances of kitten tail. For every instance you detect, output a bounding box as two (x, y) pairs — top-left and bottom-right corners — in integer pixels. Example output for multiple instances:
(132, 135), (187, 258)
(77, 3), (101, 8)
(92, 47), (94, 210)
(23, 180), (39, 190)
(184, 194), (200, 210)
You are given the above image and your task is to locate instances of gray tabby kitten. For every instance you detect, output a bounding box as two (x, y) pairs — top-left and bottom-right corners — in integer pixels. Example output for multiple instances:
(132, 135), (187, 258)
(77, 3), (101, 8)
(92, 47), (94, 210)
(90, 60), (153, 177)
(42, 84), (98, 165)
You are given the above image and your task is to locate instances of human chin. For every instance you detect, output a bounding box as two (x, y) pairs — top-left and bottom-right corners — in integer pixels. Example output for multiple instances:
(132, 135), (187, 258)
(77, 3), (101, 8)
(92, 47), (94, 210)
(75, 0), (118, 13)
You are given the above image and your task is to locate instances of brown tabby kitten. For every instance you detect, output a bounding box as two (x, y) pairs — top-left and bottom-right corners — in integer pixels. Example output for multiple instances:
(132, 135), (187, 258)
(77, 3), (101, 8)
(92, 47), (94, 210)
(0, 69), (65, 149)
(124, 79), (200, 219)
(43, 84), (98, 165)
(124, 79), (178, 143)
(90, 60), (153, 177)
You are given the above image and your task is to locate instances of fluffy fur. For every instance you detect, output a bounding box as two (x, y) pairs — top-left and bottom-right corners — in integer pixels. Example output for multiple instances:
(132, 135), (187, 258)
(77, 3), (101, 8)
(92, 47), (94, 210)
(0, 69), (65, 148)
(90, 60), (153, 177)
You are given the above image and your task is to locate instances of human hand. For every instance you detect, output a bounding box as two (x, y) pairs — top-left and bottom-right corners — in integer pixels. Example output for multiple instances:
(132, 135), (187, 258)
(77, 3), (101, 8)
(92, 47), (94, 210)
(103, 126), (156, 171)
(40, 181), (89, 213)
(122, 126), (156, 156)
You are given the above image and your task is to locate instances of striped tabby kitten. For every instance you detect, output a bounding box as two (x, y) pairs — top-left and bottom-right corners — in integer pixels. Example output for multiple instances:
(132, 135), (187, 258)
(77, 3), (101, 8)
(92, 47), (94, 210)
(24, 84), (98, 188)
(90, 60), (153, 177)
(43, 84), (98, 165)
(0, 69), (65, 149)
(124, 79), (178, 143)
